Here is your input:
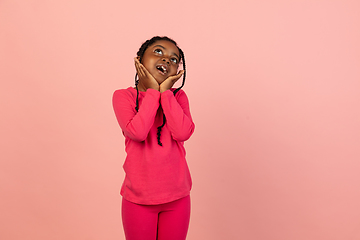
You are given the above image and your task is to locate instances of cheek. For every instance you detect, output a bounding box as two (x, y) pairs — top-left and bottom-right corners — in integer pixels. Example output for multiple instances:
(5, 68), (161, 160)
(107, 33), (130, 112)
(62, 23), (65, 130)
(142, 62), (151, 71)
(169, 65), (179, 75)
(141, 56), (155, 68)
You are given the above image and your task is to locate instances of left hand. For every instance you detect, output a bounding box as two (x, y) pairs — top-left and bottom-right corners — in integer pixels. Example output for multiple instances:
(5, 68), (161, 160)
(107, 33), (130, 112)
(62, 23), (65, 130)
(159, 70), (185, 93)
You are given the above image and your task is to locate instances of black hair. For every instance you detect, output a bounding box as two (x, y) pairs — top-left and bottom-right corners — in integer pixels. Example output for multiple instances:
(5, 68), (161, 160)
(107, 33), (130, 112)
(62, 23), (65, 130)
(134, 36), (186, 146)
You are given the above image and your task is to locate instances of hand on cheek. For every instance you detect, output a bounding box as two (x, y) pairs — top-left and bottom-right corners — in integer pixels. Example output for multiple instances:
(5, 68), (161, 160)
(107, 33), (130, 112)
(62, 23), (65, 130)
(134, 57), (159, 91)
(159, 70), (185, 93)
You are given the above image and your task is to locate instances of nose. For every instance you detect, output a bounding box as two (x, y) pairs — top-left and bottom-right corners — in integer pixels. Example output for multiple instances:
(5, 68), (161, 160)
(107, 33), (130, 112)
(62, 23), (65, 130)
(162, 58), (170, 64)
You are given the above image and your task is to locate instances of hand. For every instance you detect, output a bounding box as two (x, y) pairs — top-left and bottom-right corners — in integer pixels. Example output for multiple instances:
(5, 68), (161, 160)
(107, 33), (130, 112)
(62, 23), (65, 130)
(159, 70), (185, 93)
(134, 57), (159, 91)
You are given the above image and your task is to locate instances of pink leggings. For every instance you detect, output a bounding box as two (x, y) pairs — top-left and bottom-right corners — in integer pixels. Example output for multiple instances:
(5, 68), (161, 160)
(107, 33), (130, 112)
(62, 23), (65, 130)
(122, 195), (191, 240)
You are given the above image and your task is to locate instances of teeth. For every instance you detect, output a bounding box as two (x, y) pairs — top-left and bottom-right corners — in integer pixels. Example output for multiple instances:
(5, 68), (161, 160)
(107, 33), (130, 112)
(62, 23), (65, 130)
(157, 65), (167, 73)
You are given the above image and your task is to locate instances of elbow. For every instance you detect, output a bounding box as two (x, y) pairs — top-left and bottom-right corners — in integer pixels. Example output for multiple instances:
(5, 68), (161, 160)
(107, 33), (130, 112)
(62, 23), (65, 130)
(124, 130), (148, 142)
(130, 135), (147, 142)
(172, 124), (195, 142)
(123, 122), (150, 142)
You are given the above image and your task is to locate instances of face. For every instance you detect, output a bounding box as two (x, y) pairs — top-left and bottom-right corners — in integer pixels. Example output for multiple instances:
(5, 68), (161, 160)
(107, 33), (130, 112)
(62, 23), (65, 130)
(140, 40), (180, 83)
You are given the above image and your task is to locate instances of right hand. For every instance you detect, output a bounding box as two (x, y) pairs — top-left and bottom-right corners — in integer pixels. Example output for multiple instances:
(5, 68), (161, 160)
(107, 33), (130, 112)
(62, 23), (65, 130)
(134, 57), (159, 91)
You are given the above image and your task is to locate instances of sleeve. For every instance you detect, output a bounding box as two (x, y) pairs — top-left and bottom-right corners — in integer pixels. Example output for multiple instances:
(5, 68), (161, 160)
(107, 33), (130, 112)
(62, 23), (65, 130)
(160, 89), (195, 141)
(112, 88), (161, 142)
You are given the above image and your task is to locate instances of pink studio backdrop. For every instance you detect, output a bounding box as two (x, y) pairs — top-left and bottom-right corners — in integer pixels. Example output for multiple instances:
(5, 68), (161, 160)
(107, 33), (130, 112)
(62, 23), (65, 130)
(1, 1), (359, 239)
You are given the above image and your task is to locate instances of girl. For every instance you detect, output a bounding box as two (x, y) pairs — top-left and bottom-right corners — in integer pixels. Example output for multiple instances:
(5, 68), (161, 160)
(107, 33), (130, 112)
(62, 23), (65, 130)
(112, 36), (195, 240)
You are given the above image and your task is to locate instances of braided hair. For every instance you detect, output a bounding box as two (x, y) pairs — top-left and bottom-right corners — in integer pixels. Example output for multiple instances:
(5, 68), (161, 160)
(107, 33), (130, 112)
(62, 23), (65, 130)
(134, 36), (186, 146)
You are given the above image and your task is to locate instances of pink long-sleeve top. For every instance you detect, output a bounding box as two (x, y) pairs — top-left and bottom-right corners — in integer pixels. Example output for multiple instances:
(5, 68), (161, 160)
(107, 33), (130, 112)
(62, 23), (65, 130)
(112, 87), (195, 205)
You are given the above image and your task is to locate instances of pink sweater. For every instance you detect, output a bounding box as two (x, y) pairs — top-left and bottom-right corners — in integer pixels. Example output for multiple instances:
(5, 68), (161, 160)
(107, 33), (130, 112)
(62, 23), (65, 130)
(112, 87), (195, 205)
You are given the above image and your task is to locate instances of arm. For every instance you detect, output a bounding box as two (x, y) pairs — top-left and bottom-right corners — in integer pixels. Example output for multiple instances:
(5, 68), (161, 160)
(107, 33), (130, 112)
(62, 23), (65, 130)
(113, 88), (160, 142)
(160, 89), (195, 141)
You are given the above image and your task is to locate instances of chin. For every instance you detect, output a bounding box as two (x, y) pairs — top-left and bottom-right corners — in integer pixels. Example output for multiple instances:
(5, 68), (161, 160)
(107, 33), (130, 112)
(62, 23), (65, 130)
(159, 80), (165, 84)
(154, 75), (166, 84)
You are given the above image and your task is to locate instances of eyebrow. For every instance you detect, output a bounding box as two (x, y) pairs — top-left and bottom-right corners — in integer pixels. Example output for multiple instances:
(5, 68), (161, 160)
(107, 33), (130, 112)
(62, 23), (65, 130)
(153, 45), (180, 60)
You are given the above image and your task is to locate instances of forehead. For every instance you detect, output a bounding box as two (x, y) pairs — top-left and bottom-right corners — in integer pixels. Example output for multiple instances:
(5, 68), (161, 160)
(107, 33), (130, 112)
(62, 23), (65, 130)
(148, 40), (179, 56)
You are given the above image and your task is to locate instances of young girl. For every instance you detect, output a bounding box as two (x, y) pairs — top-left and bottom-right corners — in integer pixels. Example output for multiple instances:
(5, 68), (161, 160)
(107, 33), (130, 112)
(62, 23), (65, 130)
(112, 36), (195, 240)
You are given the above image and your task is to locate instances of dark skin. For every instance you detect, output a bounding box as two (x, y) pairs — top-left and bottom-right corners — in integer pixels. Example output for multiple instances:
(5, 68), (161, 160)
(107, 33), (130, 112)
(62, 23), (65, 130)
(134, 40), (185, 93)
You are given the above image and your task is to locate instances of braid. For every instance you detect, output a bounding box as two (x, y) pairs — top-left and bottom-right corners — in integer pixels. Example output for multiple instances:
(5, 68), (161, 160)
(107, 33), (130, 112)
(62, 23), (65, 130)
(134, 36), (187, 146)
(173, 48), (186, 95)
(157, 114), (166, 146)
(135, 73), (139, 111)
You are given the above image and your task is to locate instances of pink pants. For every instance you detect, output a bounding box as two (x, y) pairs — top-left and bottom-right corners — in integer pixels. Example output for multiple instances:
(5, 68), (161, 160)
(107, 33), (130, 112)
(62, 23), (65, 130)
(121, 195), (191, 240)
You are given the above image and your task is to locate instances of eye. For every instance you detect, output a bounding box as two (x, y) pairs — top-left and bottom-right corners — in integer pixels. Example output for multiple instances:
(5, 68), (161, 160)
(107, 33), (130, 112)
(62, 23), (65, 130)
(171, 58), (178, 64)
(154, 49), (163, 55)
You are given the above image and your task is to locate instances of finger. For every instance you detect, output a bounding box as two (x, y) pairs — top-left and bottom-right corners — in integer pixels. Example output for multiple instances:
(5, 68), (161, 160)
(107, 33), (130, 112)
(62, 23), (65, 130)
(140, 63), (150, 75)
(134, 61), (142, 76)
(135, 58), (147, 76)
(134, 58), (140, 71)
(135, 60), (145, 77)
(171, 70), (184, 80)
(176, 70), (185, 78)
(165, 76), (180, 85)
(169, 70), (184, 82)
(140, 64), (156, 81)
(134, 58), (143, 72)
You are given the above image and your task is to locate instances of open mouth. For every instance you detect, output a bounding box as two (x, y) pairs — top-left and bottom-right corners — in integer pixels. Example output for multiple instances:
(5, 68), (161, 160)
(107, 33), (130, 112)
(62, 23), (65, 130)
(156, 64), (168, 75)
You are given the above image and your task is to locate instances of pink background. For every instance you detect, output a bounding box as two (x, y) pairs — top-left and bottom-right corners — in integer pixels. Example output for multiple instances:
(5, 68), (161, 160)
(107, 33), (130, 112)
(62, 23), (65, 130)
(1, 1), (360, 239)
